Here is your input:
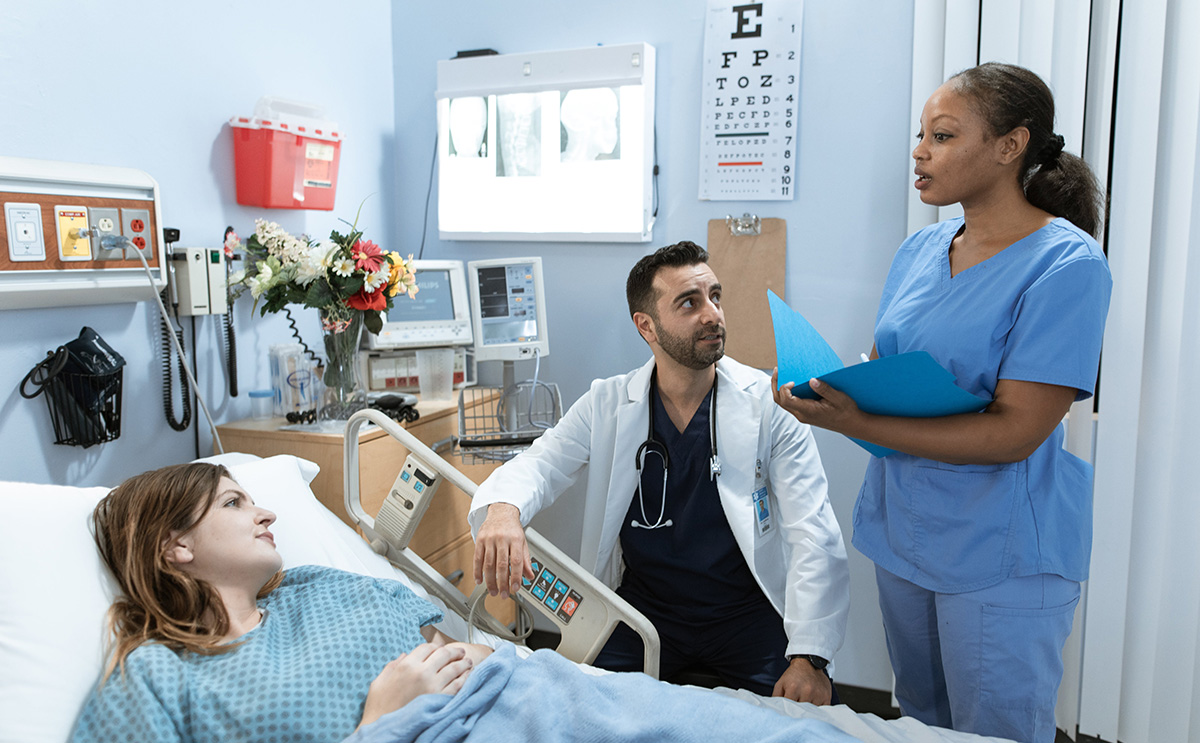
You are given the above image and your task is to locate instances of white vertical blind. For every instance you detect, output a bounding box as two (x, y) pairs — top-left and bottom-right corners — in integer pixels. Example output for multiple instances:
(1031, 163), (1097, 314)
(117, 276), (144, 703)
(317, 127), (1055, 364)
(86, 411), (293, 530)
(1082, 0), (1200, 739)
(907, 0), (946, 234)
(907, 0), (977, 235)
(1080, 0), (1169, 738)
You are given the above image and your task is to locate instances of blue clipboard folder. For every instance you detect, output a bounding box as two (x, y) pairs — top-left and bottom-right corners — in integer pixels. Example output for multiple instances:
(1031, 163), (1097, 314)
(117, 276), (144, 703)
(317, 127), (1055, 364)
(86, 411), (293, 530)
(768, 291), (991, 457)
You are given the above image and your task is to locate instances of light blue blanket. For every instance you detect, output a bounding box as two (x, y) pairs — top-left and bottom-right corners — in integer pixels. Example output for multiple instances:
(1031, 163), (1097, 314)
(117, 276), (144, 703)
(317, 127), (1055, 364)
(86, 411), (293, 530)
(348, 645), (861, 743)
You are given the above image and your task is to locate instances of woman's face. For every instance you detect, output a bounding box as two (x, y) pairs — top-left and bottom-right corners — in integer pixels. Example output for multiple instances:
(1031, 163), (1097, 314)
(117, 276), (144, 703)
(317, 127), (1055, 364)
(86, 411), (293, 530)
(911, 82), (1009, 208)
(169, 477), (281, 586)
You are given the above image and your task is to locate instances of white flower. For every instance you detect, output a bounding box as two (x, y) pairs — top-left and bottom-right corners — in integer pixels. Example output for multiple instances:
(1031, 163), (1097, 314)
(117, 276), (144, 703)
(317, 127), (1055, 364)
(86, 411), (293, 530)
(332, 257), (356, 277)
(248, 275), (270, 298)
(294, 243), (327, 286)
(254, 219), (311, 265)
(363, 267), (389, 292)
(293, 261), (321, 286)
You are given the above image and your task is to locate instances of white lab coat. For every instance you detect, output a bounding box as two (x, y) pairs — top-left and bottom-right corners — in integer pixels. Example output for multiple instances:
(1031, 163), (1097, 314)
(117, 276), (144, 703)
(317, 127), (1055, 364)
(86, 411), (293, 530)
(468, 356), (850, 661)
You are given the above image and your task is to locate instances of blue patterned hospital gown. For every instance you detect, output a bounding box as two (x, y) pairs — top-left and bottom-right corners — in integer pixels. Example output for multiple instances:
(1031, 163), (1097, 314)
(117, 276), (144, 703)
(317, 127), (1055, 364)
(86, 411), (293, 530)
(70, 565), (442, 743)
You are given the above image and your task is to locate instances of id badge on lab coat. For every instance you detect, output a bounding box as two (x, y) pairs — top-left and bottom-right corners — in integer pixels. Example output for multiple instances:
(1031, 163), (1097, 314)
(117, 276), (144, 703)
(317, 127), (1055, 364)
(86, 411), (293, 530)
(753, 487), (772, 535)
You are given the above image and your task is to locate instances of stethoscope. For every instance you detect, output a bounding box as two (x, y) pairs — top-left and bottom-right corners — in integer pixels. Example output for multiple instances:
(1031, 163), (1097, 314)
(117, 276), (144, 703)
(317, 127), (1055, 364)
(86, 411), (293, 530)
(630, 371), (722, 530)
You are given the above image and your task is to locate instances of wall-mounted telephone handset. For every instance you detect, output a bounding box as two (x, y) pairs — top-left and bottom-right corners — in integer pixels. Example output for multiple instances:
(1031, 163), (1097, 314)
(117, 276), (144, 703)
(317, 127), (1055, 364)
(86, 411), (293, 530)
(161, 229), (237, 432)
(160, 229), (191, 432)
(222, 226), (239, 398)
(343, 409), (661, 678)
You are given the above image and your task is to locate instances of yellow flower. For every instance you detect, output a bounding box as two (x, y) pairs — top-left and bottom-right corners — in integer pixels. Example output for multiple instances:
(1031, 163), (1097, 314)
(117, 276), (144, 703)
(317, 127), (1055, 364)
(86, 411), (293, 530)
(387, 252), (416, 298)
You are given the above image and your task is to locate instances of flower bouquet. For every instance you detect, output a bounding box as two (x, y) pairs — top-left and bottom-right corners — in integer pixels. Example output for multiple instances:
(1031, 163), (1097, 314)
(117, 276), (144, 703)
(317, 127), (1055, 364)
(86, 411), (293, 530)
(229, 214), (417, 421)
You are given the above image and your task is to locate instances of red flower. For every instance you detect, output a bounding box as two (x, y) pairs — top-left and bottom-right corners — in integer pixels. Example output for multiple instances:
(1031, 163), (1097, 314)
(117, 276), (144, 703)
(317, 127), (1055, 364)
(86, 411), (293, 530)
(352, 239), (384, 272)
(346, 287), (387, 312)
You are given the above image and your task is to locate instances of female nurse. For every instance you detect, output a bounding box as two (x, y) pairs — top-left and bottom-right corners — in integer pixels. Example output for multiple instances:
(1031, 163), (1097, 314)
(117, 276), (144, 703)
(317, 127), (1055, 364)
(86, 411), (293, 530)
(772, 62), (1112, 743)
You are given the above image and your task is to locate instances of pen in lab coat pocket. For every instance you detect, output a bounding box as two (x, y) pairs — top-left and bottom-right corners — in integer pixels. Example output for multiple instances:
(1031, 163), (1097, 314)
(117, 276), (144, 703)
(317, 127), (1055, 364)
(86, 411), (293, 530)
(860, 353), (870, 363)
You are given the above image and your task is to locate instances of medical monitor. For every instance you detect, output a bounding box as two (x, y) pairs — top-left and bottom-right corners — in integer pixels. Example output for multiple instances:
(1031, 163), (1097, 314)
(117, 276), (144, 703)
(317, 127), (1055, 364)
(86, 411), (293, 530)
(467, 257), (549, 362)
(364, 260), (473, 350)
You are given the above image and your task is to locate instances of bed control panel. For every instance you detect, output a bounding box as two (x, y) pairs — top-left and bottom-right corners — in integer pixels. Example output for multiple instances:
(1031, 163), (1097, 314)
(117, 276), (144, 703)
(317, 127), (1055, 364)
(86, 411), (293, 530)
(343, 409), (661, 677)
(373, 454), (441, 551)
(522, 555), (584, 625)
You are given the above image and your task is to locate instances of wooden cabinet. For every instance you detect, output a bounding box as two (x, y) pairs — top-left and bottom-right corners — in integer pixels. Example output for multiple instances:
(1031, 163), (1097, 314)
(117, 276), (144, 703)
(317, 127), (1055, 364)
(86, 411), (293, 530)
(215, 393), (514, 622)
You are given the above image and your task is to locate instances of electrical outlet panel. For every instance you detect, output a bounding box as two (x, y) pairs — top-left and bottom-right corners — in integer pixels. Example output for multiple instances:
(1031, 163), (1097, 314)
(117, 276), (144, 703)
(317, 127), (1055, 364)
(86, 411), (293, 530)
(0, 156), (166, 309)
(89, 207), (123, 261)
(4, 202), (45, 262)
(55, 206), (92, 262)
(120, 207), (151, 260)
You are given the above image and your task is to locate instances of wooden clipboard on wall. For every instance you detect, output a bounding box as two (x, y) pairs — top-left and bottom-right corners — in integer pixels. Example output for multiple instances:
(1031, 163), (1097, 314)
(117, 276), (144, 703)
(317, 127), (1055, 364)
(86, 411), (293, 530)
(706, 215), (786, 370)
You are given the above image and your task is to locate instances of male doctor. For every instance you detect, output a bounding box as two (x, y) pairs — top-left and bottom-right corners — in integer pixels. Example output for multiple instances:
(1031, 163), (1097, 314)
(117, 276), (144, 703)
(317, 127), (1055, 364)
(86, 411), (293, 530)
(470, 242), (849, 703)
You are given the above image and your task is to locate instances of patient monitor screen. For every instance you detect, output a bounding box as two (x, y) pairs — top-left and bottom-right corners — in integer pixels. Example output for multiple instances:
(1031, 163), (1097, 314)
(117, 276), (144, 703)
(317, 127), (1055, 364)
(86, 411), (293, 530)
(476, 263), (540, 345)
(389, 269), (454, 322)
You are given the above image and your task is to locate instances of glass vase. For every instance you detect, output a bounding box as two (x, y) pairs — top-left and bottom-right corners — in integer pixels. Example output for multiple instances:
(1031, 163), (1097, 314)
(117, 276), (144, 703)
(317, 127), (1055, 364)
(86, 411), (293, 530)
(318, 307), (367, 423)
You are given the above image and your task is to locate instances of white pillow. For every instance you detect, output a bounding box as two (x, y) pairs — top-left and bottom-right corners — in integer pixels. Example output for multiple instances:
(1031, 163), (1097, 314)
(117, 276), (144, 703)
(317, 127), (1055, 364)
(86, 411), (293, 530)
(0, 481), (115, 743)
(0, 454), (488, 743)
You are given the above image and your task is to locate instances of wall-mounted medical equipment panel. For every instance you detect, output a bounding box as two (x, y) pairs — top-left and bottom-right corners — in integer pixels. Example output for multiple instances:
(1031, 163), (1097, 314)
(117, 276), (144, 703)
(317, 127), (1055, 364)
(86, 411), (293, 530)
(435, 43), (656, 242)
(0, 156), (166, 309)
(169, 247), (228, 316)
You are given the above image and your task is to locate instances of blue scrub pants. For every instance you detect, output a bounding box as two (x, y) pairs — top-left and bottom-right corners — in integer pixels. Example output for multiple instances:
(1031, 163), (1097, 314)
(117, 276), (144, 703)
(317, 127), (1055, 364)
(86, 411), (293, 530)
(875, 565), (1079, 743)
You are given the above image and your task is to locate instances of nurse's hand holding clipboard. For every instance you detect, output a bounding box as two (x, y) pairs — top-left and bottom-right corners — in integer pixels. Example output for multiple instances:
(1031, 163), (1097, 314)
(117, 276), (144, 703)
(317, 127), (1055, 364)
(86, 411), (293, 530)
(771, 372), (864, 438)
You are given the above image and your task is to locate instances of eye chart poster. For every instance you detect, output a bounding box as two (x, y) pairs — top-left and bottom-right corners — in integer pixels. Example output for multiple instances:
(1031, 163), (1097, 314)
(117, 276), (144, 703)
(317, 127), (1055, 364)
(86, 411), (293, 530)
(699, 0), (803, 201)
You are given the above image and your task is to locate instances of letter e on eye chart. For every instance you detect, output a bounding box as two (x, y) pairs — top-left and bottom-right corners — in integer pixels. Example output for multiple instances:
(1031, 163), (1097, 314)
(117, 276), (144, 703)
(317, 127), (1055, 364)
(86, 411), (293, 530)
(699, 0), (803, 201)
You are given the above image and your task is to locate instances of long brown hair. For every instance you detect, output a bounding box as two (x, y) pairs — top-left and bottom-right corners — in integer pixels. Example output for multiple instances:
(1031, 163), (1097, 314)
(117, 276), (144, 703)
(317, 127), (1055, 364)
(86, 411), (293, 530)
(91, 462), (284, 681)
(951, 62), (1104, 238)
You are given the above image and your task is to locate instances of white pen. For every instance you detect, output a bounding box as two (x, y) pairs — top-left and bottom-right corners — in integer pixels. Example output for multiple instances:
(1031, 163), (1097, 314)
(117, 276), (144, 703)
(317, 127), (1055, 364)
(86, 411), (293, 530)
(860, 353), (870, 363)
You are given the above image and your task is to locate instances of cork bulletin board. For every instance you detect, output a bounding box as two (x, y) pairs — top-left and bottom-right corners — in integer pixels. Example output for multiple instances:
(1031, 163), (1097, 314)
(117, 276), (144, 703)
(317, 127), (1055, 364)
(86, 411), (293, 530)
(706, 216), (786, 370)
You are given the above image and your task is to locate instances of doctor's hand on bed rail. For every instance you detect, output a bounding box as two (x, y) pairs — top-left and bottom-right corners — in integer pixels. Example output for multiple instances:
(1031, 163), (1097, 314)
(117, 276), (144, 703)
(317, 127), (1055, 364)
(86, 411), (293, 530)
(473, 503), (535, 599)
(357, 641), (476, 731)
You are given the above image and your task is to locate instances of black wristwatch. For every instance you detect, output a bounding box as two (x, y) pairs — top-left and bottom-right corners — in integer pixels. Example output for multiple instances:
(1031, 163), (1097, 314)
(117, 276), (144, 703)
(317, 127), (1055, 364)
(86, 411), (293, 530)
(791, 654), (829, 671)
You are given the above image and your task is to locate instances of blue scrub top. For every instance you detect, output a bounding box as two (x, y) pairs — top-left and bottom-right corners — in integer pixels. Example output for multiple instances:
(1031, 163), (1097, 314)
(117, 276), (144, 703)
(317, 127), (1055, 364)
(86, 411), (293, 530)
(853, 217), (1113, 593)
(619, 386), (768, 622)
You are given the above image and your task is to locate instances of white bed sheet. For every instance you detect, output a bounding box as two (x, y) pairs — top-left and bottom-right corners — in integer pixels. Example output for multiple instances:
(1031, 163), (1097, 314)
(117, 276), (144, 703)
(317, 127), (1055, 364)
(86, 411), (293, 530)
(0, 453), (1010, 743)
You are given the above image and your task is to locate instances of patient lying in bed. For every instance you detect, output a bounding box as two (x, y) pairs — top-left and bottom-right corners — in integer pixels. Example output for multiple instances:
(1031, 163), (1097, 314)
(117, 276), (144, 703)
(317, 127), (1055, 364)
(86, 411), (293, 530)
(71, 462), (857, 743)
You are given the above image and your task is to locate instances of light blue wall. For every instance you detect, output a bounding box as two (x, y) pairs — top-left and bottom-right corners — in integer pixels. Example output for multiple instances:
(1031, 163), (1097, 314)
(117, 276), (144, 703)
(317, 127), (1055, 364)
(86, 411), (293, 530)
(392, 1), (915, 688)
(0, 0), (915, 690)
(0, 0), (396, 486)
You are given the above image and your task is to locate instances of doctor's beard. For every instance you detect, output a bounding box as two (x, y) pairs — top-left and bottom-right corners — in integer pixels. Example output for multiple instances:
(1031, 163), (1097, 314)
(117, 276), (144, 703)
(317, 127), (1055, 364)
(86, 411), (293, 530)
(657, 323), (726, 370)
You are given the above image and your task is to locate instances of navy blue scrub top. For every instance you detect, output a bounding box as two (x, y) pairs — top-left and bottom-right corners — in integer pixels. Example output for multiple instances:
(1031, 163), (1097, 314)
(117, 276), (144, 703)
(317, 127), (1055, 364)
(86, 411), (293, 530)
(619, 385), (769, 623)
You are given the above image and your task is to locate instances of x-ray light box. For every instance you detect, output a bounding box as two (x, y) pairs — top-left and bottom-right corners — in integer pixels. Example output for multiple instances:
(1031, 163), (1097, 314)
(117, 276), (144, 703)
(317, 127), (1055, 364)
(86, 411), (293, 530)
(435, 43), (656, 243)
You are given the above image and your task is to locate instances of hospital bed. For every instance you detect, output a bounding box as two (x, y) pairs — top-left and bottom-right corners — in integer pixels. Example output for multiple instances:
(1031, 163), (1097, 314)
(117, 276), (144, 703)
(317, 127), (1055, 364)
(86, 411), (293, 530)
(0, 444), (1014, 742)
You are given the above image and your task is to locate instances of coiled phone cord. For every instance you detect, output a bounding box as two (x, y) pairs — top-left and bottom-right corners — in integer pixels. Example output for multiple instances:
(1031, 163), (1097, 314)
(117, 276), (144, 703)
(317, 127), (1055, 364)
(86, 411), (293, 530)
(161, 302), (192, 432)
(223, 307), (238, 397)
